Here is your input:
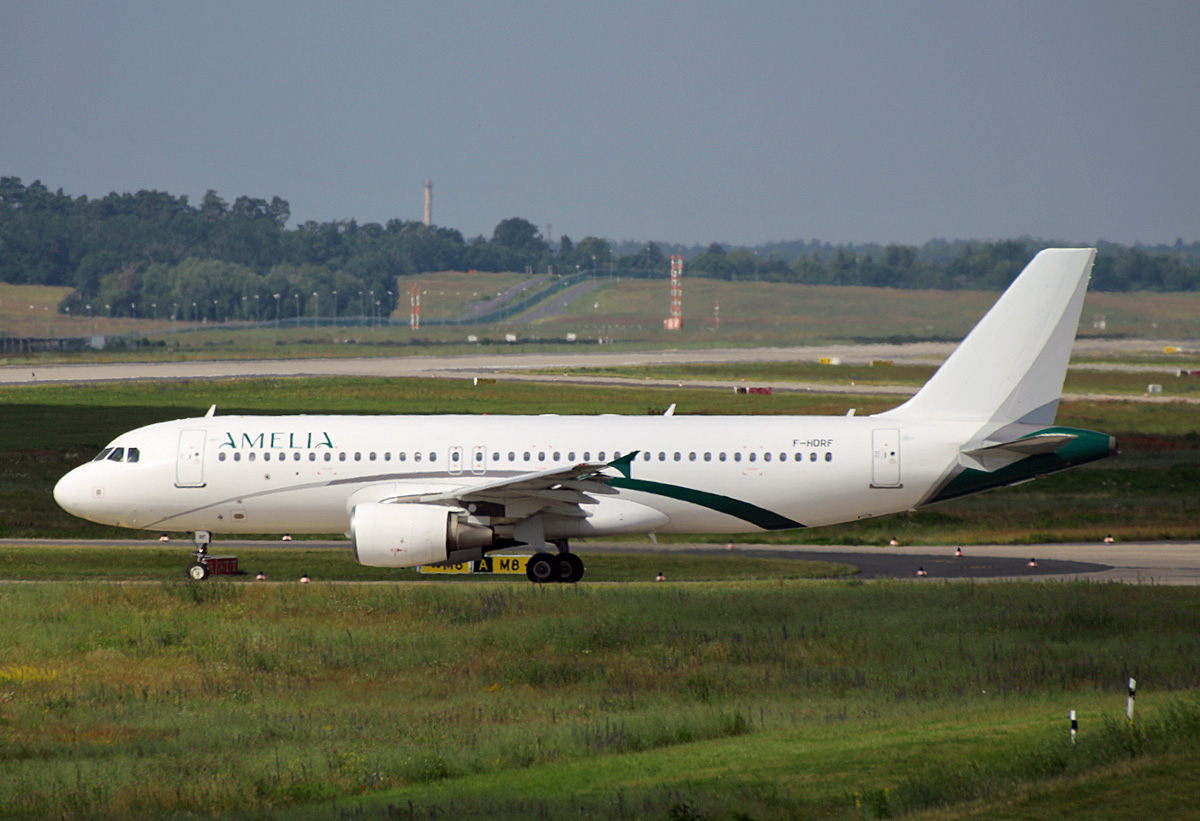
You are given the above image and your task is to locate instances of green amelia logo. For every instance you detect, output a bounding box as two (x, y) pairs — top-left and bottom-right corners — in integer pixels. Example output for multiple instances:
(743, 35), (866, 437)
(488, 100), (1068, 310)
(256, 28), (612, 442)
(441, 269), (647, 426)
(221, 431), (335, 449)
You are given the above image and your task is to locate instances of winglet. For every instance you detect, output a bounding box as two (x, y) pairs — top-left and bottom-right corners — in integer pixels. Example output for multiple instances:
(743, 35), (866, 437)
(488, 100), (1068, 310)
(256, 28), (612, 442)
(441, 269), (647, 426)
(205, 405), (217, 418)
(608, 451), (640, 478)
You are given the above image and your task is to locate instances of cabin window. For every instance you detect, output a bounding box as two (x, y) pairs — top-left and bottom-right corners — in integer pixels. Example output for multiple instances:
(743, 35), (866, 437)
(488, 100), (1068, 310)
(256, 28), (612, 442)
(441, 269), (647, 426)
(734, 452), (742, 462)
(825, 452), (833, 462)
(384, 452), (391, 461)
(719, 452), (727, 462)
(763, 452), (771, 462)
(399, 452), (406, 462)
(748, 453), (756, 462)
(673, 452), (681, 461)
(538, 452), (546, 462)
(308, 452), (316, 461)
(779, 453), (787, 462)
(263, 453), (271, 462)
(523, 452), (531, 462)
(795, 453), (802, 462)
(451, 451), (459, 462)
(810, 452), (818, 462)
(493, 452), (500, 461)
(429, 452), (437, 462)
(219, 452), (226, 462)
(569, 451), (577, 461)
(339, 452), (347, 462)
(249, 453), (257, 462)
(93, 448), (113, 462)
(703, 452), (711, 462)
(689, 452), (697, 461)
(658, 452), (665, 461)
(233, 453), (241, 462)
(598, 451), (606, 461)
(414, 452), (422, 462)
(126, 448), (140, 463)
(324, 452), (332, 461)
(369, 452), (376, 461)
(354, 453), (361, 461)
(553, 451), (561, 461)
(643, 452), (651, 461)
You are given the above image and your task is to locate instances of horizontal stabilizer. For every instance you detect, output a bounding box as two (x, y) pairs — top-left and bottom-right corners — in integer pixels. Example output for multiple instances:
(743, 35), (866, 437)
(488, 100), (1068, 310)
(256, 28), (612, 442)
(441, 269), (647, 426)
(959, 432), (1078, 472)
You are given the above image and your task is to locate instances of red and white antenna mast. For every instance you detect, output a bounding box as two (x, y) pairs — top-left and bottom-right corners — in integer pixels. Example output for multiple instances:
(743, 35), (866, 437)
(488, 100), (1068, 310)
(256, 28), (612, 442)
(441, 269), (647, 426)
(410, 284), (421, 330)
(664, 255), (683, 330)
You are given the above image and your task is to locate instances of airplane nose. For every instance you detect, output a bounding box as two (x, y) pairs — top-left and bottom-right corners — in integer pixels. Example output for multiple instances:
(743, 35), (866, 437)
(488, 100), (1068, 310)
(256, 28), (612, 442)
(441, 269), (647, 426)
(53, 468), (96, 519)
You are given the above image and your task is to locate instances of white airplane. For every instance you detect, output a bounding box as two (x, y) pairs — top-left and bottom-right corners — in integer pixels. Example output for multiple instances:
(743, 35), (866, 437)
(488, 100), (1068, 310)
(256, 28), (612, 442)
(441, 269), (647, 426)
(54, 248), (1114, 582)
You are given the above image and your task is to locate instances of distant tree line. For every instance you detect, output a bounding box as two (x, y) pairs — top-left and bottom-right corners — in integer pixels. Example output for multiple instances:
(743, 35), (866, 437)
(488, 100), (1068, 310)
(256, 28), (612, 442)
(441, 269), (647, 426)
(1, 177), (1197, 321)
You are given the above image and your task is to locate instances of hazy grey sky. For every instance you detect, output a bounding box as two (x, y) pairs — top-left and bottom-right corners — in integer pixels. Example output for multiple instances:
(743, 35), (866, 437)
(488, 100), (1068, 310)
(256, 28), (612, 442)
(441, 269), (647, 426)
(3, 2), (1197, 246)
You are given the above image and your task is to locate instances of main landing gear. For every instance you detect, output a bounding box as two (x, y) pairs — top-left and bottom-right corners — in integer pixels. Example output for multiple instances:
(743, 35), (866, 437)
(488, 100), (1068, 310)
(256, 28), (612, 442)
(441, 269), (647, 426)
(186, 530), (212, 581)
(526, 538), (585, 584)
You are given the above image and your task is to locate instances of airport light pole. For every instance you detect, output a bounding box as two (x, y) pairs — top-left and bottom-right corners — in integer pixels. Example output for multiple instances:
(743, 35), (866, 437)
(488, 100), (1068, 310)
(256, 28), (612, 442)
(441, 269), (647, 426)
(312, 292), (319, 328)
(274, 293), (281, 328)
(331, 290), (338, 325)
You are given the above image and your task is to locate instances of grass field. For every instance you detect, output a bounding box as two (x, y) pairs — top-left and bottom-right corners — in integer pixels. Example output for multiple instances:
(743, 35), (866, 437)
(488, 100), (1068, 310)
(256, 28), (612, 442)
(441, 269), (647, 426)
(528, 361), (1200, 399)
(1, 578), (1198, 819)
(3, 278), (1198, 366)
(1, 359), (1199, 818)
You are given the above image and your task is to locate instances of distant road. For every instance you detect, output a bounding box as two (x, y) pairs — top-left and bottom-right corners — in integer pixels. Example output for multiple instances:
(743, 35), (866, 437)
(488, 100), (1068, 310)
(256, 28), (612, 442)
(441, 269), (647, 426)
(3, 539), (1196, 584)
(4, 340), (1196, 404)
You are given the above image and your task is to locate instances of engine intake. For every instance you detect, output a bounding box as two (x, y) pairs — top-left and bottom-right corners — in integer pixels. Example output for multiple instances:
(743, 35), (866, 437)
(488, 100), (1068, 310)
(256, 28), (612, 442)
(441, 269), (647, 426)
(350, 503), (493, 568)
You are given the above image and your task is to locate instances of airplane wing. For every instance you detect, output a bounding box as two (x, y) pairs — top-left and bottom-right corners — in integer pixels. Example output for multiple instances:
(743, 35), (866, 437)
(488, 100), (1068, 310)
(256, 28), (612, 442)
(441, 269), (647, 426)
(376, 454), (633, 520)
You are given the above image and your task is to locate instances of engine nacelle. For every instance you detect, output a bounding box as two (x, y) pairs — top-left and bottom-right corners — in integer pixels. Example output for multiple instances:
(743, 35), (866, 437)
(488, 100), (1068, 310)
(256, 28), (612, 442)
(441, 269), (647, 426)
(350, 503), (493, 568)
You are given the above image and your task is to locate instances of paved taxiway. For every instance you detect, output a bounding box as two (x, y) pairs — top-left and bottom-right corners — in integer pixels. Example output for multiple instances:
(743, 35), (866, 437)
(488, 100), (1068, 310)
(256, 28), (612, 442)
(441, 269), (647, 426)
(4, 339), (1196, 404)
(7, 540), (1197, 585)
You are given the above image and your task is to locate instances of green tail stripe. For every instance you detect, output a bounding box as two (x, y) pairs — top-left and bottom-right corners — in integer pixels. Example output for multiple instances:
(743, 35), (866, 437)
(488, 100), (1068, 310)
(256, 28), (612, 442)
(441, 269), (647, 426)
(609, 477), (803, 531)
(929, 426), (1114, 504)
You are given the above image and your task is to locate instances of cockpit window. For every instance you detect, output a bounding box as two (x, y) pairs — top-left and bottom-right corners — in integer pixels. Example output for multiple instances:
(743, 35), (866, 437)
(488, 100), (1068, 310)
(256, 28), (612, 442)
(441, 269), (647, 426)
(93, 448), (114, 462)
(126, 448), (140, 463)
(107, 448), (126, 462)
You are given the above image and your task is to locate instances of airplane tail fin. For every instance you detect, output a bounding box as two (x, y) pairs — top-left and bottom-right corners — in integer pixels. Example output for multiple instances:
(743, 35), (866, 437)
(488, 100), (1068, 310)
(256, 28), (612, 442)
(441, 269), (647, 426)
(875, 248), (1096, 428)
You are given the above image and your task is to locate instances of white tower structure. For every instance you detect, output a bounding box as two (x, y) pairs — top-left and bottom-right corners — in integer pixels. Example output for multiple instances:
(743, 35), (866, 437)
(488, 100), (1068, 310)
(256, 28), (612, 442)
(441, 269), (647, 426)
(423, 179), (432, 226)
(664, 255), (683, 330)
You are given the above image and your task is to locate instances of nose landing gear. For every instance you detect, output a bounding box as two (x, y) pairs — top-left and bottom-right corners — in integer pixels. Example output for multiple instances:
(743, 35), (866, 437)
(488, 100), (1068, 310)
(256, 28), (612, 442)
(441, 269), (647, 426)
(186, 530), (212, 581)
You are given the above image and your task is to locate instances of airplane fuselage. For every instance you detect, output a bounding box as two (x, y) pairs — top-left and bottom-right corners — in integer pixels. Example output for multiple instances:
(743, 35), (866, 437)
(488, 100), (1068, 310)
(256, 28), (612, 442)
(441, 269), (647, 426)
(54, 412), (1110, 538)
(58, 414), (947, 535)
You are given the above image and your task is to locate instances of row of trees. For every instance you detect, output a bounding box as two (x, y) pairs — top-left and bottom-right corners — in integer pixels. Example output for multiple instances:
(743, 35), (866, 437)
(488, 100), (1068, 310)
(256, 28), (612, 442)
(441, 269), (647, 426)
(1, 177), (1198, 322)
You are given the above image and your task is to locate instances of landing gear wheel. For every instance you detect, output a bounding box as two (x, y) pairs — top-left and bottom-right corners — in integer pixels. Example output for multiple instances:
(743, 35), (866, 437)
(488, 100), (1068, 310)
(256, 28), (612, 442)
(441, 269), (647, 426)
(558, 553), (584, 584)
(187, 562), (209, 581)
(526, 552), (558, 584)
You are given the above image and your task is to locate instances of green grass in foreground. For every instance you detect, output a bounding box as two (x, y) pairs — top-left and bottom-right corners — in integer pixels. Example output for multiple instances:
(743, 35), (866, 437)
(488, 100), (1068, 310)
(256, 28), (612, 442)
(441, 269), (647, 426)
(0, 545), (852, 582)
(1, 581), (1198, 819)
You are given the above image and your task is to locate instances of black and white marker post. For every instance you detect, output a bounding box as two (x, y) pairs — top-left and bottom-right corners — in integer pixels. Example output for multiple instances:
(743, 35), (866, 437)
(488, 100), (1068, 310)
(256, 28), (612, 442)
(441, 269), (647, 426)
(1127, 677), (1137, 724)
(1069, 709), (1077, 744)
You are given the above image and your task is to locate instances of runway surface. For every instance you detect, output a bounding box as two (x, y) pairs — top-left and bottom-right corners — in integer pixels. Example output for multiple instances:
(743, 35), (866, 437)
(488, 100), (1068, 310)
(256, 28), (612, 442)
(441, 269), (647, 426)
(5, 340), (1195, 405)
(5, 539), (1197, 585)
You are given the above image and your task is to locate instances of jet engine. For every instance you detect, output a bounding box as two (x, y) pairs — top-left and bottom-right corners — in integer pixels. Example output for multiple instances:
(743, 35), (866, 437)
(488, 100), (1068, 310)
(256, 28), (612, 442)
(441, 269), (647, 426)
(350, 502), (493, 568)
